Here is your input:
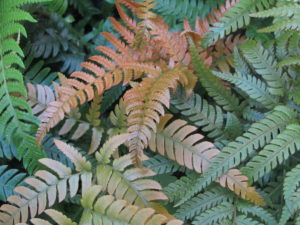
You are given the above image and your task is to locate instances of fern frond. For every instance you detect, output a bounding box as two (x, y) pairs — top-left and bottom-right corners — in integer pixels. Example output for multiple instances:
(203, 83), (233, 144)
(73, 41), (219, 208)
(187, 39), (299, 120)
(125, 66), (188, 165)
(26, 83), (56, 118)
(235, 215), (264, 225)
(194, 105), (296, 192)
(109, 98), (128, 136)
(175, 186), (234, 220)
(0, 166), (26, 201)
(0, 136), (17, 159)
(96, 154), (168, 207)
(236, 200), (277, 225)
(95, 133), (129, 163)
(203, 0), (274, 46)
(1, 0), (50, 173)
(171, 91), (236, 140)
(242, 123), (300, 182)
(0, 158), (91, 225)
(284, 163), (300, 202)
(144, 155), (185, 175)
(213, 71), (278, 108)
(29, 209), (77, 225)
(277, 56), (300, 67)
(36, 40), (141, 145)
(153, 114), (263, 205)
(46, 0), (68, 15)
(149, 114), (220, 173)
(190, 43), (243, 114)
(240, 40), (286, 96)
(192, 202), (234, 225)
(80, 185), (183, 225)
(217, 169), (265, 205)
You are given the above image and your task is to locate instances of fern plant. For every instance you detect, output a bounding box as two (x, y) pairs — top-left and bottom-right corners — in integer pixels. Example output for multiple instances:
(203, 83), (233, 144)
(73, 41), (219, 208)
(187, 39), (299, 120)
(1, 0), (300, 224)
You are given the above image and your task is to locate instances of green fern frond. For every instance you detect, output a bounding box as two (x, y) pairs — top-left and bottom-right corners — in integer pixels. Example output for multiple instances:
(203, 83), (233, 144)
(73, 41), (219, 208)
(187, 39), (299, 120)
(175, 186), (234, 220)
(277, 56), (300, 68)
(203, 0), (274, 46)
(0, 0), (51, 173)
(100, 83), (126, 114)
(235, 215), (264, 225)
(171, 90), (242, 140)
(144, 155), (185, 175)
(236, 200), (277, 225)
(284, 163), (300, 202)
(213, 71), (278, 108)
(47, 0), (68, 15)
(164, 173), (200, 203)
(241, 123), (300, 182)
(242, 106), (265, 122)
(192, 202), (234, 225)
(259, 19), (300, 32)
(0, 166), (26, 201)
(190, 43), (243, 114)
(0, 136), (17, 159)
(240, 40), (286, 96)
(193, 105), (297, 191)
(252, 4), (300, 18)
(153, 0), (226, 26)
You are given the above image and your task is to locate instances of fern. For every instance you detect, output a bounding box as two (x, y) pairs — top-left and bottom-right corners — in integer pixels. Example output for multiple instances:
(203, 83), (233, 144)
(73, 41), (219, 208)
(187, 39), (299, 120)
(252, 1), (300, 32)
(0, 166), (26, 201)
(80, 185), (183, 225)
(26, 209), (77, 225)
(175, 186), (234, 220)
(192, 202), (234, 225)
(171, 90), (242, 140)
(212, 71), (278, 108)
(144, 155), (185, 174)
(0, 141), (92, 224)
(0, 136), (17, 160)
(193, 106), (296, 192)
(0, 0), (51, 173)
(203, 0), (274, 46)
(240, 40), (286, 96)
(242, 123), (300, 182)
(190, 43), (243, 114)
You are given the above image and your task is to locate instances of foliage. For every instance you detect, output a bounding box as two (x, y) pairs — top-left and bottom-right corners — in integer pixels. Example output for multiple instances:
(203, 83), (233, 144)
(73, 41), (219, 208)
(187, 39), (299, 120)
(0, 0), (300, 224)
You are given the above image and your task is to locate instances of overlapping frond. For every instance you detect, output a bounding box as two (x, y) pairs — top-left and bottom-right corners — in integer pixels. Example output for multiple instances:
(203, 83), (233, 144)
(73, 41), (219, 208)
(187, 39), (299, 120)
(95, 134), (168, 208)
(125, 66), (189, 165)
(240, 40), (286, 96)
(242, 123), (300, 182)
(80, 185), (183, 225)
(193, 105), (297, 191)
(0, 141), (92, 225)
(171, 91), (242, 140)
(212, 71), (278, 108)
(175, 186), (234, 220)
(252, 1), (300, 32)
(36, 35), (141, 145)
(203, 0), (274, 46)
(151, 115), (263, 205)
(190, 43), (243, 114)
(26, 83), (56, 119)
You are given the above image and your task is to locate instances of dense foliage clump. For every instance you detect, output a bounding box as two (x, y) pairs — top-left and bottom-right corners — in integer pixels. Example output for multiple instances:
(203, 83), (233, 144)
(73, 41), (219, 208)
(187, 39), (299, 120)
(0, 0), (299, 224)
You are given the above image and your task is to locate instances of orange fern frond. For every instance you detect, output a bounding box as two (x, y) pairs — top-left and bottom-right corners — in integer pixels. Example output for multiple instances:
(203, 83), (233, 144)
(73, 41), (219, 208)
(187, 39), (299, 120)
(218, 169), (265, 206)
(124, 66), (190, 166)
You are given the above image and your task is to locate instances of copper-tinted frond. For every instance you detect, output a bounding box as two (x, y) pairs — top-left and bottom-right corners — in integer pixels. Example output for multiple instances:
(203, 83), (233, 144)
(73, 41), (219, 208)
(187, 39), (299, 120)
(150, 115), (264, 206)
(125, 66), (190, 165)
